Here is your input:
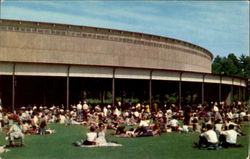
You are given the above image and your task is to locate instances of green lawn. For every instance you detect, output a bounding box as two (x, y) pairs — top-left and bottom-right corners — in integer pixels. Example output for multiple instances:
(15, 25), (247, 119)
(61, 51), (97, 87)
(0, 122), (249, 159)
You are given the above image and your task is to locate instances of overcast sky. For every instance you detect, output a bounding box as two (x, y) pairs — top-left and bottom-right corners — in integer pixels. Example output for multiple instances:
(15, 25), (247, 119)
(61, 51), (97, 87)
(1, 0), (249, 58)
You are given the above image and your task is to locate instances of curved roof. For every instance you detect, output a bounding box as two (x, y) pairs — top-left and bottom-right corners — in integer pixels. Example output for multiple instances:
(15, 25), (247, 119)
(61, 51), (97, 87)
(0, 19), (214, 60)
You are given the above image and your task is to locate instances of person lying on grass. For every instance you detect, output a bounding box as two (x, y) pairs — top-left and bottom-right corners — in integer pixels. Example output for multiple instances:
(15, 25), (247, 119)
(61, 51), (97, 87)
(115, 124), (161, 138)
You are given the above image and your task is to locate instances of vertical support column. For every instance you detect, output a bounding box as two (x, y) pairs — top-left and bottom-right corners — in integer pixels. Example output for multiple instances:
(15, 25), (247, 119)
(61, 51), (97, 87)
(112, 68), (116, 107)
(219, 76), (222, 103)
(231, 78), (234, 104)
(201, 75), (205, 104)
(66, 65), (70, 111)
(43, 78), (46, 106)
(0, 76), (2, 106)
(178, 72), (182, 110)
(149, 70), (152, 107)
(243, 84), (247, 102)
(231, 85), (234, 104)
(238, 86), (241, 102)
(12, 63), (16, 113)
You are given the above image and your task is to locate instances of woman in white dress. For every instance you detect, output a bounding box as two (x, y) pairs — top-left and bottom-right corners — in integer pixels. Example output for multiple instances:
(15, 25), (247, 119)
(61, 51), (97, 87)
(96, 123), (122, 146)
(96, 123), (107, 145)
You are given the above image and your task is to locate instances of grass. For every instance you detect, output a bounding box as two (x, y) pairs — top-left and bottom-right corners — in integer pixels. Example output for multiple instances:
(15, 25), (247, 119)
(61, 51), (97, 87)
(0, 122), (249, 159)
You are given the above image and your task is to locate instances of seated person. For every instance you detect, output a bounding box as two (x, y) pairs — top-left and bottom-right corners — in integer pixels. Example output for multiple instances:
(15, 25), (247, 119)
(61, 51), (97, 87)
(195, 124), (218, 149)
(6, 120), (25, 147)
(192, 118), (201, 133)
(219, 124), (242, 148)
(29, 125), (38, 135)
(22, 121), (32, 134)
(214, 119), (224, 136)
(225, 118), (244, 135)
(168, 116), (180, 132)
(83, 126), (97, 145)
(95, 123), (107, 145)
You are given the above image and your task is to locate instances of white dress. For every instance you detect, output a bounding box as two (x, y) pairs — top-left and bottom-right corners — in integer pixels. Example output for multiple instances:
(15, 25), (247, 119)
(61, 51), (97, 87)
(95, 131), (122, 147)
(96, 131), (107, 145)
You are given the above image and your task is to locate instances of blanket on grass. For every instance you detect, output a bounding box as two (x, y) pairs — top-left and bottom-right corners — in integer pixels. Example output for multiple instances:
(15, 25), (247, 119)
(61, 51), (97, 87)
(79, 143), (122, 147)
(74, 141), (122, 147)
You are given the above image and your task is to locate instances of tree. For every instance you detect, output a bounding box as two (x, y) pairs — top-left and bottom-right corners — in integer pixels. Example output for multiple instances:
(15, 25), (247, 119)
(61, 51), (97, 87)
(212, 53), (249, 78)
(212, 55), (223, 74)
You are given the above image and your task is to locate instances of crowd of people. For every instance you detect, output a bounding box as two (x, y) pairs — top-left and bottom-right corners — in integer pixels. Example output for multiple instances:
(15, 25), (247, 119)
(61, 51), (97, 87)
(0, 100), (248, 149)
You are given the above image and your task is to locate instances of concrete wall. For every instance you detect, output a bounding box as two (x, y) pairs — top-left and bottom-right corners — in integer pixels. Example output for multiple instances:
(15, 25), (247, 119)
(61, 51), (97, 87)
(0, 19), (212, 73)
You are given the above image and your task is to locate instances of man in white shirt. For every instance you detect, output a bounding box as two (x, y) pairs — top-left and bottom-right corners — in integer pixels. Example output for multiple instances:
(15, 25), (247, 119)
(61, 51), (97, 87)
(195, 124), (218, 149)
(7, 120), (25, 146)
(168, 116), (180, 132)
(219, 124), (242, 148)
(83, 126), (97, 145)
(76, 101), (82, 121)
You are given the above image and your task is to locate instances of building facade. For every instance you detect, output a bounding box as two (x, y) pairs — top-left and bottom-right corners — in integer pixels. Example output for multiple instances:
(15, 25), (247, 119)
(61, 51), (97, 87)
(0, 19), (247, 111)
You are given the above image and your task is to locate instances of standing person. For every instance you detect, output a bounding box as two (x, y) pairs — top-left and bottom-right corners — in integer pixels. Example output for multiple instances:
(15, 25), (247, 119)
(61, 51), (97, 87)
(39, 115), (47, 135)
(76, 101), (83, 121)
(82, 101), (89, 121)
(103, 106), (108, 117)
(184, 105), (192, 125)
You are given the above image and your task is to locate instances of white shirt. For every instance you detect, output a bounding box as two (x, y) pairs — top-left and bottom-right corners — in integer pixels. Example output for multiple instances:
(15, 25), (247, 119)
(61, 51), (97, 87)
(215, 123), (223, 133)
(33, 115), (39, 126)
(9, 124), (23, 134)
(169, 119), (179, 127)
(86, 132), (97, 142)
(59, 115), (66, 124)
(114, 108), (121, 116)
(139, 120), (150, 127)
(103, 107), (108, 117)
(134, 111), (139, 118)
(221, 129), (239, 144)
(214, 106), (219, 112)
(83, 104), (88, 110)
(77, 104), (82, 110)
(201, 130), (218, 143)
(240, 112), (246, 118)
(0, 112), (3, 120)
(227, 112), (234, 119)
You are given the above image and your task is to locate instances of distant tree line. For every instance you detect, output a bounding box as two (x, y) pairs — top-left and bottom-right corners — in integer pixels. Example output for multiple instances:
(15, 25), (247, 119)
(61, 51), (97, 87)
(212, 53), (250, 79)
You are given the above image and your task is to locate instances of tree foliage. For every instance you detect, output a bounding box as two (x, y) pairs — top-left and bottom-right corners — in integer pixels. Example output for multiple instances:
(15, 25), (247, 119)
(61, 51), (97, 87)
(212, 53), (250, 79)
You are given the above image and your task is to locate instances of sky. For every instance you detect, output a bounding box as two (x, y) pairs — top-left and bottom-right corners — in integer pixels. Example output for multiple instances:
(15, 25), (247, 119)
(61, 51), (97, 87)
(0, 0), (249, 59)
